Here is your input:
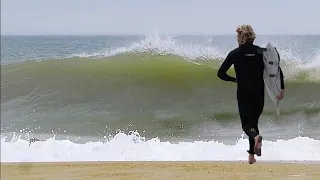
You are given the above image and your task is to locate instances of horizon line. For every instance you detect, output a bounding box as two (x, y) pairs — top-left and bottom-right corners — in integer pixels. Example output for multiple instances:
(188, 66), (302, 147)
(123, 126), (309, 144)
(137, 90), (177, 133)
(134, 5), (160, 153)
(1, 33), (320, 36)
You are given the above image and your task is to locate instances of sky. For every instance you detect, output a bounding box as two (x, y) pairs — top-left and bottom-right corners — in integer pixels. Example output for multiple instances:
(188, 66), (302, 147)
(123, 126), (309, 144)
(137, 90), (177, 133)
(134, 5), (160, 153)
(1, 0), (320, 35)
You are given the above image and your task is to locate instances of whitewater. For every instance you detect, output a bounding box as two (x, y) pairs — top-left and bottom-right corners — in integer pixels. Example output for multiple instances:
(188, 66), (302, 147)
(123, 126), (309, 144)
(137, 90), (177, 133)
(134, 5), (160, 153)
(2, 132), (320, 162)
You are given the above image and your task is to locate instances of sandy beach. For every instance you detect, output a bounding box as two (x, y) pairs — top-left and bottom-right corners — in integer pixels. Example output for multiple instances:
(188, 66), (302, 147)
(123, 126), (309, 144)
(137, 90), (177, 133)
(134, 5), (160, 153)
(1, 161), (320, 180)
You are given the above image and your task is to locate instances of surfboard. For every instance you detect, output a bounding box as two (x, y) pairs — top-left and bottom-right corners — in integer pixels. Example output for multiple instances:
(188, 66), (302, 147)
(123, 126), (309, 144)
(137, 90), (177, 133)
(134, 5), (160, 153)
(262, 43), (282, 115)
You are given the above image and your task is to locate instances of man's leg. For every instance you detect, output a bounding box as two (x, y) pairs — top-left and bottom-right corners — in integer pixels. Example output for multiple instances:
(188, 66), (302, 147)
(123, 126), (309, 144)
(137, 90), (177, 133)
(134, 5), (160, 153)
(242, 124), (259, 141)
(246, 124), (261, 153)
(242, 93), (263, 142)
(245, 124), (261, 163)
(248, 138), (256, 164)
(237, 92), (263, 162)
(237, 93), (259, 156)
(251, 94), (264, 157)
(248, 138), (255, 155)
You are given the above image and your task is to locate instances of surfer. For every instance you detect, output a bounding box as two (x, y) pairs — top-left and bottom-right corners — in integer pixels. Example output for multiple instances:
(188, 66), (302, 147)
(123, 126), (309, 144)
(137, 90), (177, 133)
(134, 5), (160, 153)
(217, 24), (285, 164)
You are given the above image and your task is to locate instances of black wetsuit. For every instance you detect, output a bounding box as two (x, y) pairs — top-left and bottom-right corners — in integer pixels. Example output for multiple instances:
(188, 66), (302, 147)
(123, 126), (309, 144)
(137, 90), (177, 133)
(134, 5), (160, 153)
(217, 42), (285, 154)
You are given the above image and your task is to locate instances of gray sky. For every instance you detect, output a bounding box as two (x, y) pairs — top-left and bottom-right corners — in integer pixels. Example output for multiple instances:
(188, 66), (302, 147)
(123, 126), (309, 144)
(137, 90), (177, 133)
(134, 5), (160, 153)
(1, 0), (320, 35)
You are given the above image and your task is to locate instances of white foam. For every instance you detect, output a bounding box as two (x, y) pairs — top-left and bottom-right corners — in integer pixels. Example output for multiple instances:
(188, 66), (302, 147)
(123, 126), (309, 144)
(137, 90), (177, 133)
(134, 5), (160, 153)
(286, 50), (320, 81)
(70, 34), (228, 60)
(1, 132), (320, 162)
(301, 50), (320, 70)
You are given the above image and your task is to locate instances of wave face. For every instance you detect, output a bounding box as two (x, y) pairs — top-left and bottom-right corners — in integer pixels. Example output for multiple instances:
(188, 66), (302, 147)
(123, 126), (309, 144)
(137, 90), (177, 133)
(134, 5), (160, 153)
(1, 34), (320, 162)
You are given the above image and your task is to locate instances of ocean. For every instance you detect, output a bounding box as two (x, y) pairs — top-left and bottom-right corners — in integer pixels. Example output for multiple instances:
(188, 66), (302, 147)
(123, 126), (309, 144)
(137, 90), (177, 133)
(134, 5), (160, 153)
(1, 34), (320, 162)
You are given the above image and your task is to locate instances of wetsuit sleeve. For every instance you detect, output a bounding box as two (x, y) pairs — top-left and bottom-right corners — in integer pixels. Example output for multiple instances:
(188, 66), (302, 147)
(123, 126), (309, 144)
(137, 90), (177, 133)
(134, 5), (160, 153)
(275, 47), (285, 89)
(217, 50), (236, 82)
(279, 67), (285, 89)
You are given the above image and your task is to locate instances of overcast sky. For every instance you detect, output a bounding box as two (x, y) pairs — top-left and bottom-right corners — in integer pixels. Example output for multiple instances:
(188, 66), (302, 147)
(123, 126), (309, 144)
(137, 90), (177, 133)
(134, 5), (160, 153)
(1, 0), (320, 35)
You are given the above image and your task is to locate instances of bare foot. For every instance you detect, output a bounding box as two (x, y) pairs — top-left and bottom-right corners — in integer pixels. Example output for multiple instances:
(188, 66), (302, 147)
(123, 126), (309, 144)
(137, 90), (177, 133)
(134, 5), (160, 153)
(254, 135), (263, 156)
(248, 154), (256, 164)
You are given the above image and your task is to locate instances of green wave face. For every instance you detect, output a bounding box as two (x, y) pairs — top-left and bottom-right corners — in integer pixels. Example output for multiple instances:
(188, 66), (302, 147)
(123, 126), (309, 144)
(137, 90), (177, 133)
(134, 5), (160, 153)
(1, 53), (320, 138)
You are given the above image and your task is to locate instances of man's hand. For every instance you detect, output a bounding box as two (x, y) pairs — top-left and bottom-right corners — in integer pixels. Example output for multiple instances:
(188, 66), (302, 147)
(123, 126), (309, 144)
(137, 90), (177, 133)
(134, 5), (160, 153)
(276, 89), (285, 100)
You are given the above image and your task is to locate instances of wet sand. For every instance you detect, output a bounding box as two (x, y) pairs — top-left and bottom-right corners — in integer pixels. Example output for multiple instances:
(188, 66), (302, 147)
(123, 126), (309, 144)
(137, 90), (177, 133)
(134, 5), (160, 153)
(1, 161), (320, 180)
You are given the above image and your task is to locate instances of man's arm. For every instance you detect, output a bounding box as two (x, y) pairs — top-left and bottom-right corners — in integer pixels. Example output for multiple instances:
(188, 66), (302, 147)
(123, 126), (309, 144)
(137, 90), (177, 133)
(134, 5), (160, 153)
(275, 47), (285, 90)
(277, 67), (285, 100)
(217, 50), (236, 82)
(279, 67), (285, 89)
(275, 47), (285, 100)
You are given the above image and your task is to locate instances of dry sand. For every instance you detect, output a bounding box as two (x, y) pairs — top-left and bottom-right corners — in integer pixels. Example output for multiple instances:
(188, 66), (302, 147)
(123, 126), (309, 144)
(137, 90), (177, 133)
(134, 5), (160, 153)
(1, 161), (320, 180)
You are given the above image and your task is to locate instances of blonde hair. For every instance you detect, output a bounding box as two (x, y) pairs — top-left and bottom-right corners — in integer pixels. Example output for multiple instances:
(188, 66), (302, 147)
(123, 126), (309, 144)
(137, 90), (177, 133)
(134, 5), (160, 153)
(236, 24), (256, 45)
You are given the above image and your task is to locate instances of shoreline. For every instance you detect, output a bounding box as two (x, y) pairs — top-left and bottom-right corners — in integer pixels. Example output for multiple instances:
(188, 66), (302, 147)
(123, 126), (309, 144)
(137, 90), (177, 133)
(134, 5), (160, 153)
(2, 160), (320, 164)
(1, 160), (320, 165)
(2, 161), (320, 180)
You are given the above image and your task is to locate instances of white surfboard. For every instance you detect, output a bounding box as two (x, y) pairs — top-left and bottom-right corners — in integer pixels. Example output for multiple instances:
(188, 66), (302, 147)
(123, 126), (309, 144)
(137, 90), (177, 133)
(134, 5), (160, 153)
(262, 43), (282, 115)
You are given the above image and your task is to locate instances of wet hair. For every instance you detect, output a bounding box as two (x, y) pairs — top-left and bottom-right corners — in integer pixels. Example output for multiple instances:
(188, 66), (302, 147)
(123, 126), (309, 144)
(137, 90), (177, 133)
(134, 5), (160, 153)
(236, 24), (256, 45)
